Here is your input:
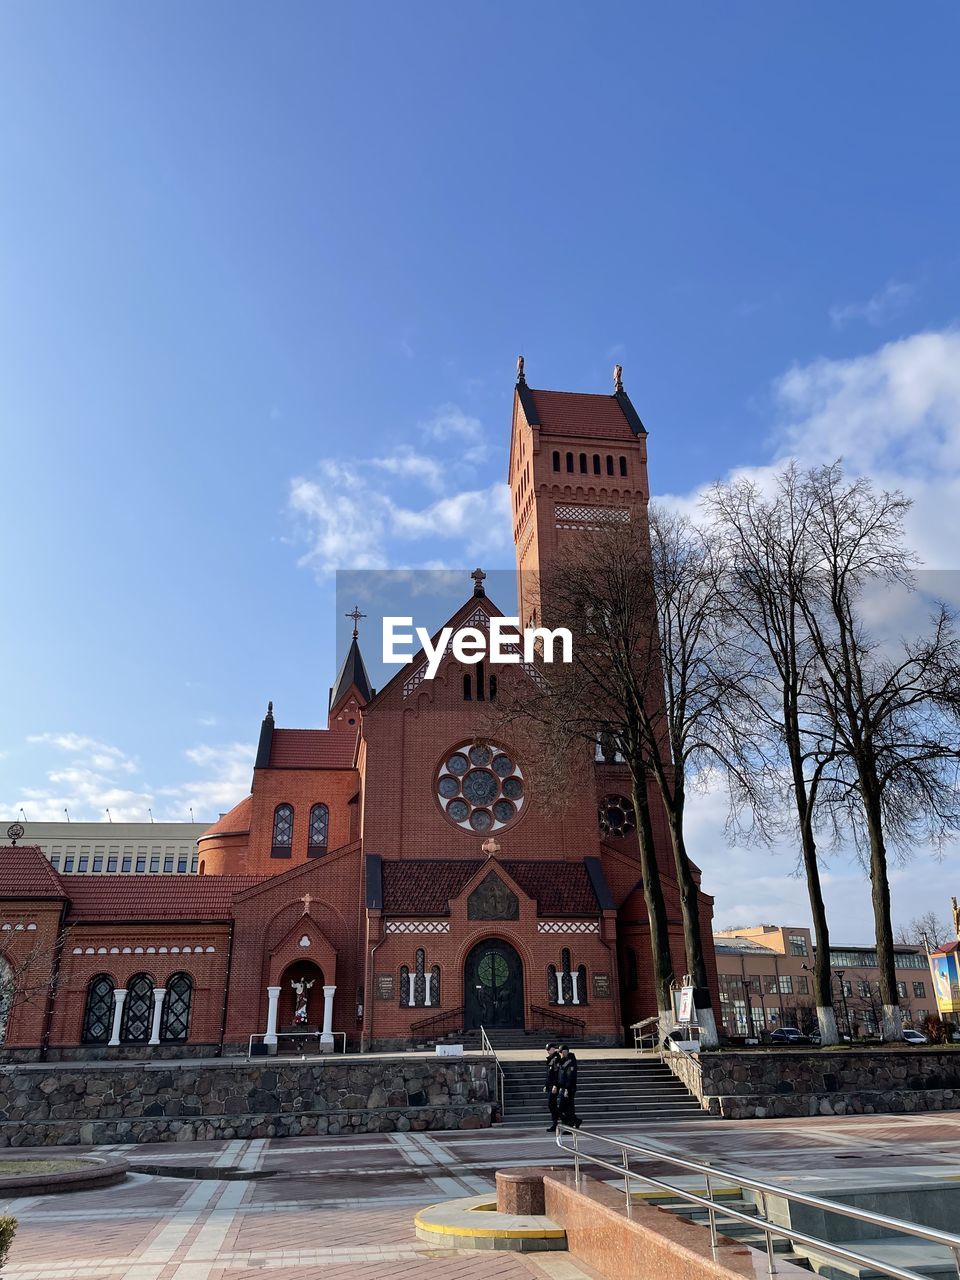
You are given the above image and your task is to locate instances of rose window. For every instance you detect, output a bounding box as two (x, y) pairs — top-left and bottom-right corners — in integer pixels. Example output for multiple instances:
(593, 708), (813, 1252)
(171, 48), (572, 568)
(598, 794), (636, 838)
(437, 742), (524, 833)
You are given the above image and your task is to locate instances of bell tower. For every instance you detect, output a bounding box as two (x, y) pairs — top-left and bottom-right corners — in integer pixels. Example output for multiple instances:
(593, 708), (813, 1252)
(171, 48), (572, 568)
(508, 358), (651, 629)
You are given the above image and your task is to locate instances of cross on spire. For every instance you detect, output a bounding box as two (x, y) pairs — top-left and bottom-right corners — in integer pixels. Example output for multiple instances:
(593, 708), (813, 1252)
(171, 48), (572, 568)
(471, 567), (486, 597)
(346, 605), (367, 640)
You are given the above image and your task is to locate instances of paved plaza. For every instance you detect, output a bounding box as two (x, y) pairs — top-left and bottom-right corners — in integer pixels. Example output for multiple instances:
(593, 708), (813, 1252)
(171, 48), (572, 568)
(3, 1112), (960, 1280)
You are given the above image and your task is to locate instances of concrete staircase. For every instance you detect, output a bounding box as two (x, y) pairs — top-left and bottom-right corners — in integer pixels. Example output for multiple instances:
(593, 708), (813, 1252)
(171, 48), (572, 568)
(498, 1056), (713, 1128)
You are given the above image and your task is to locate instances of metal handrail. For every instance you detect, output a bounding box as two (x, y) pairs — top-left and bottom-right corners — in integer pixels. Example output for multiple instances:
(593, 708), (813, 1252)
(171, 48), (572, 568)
(529, 1004), (586, 1036)
(657, 1028), (703, 1077)
(409, 1006), (465, 1036)
(479, 1026), (507, 1118)
(554, 1125), (960, 1280)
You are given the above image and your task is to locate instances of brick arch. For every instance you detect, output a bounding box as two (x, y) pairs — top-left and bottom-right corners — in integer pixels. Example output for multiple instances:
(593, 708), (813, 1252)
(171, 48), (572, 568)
(267, 914), (337, 988)
(452, 928), (535, 1016)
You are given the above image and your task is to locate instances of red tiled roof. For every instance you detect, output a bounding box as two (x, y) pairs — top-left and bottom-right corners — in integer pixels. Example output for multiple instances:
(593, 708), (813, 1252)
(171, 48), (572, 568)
(200, 795), (253, 840)
(269, 728), (357, 769)
(0, 847), (66, 898)
(63, 874), (264, 922)
(529, 390), (636, 441)
(380, 859), (600, 917)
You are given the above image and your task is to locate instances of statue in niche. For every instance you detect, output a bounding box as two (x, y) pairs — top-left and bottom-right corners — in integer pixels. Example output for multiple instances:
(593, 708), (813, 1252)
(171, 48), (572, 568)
(468, 871), (519, 920)
(290, 976), (315, 1025)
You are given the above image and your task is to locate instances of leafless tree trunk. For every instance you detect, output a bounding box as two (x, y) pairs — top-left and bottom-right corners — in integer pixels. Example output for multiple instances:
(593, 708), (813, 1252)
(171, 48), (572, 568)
(707, 466), (840, 1044)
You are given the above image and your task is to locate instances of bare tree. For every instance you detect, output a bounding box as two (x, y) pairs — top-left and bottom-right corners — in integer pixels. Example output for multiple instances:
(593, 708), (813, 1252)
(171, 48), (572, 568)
(895, 911), (951, 951)
(798, 464), (960, 1041)
(707, 465), (841, 1044)
(0, 922), (71, 1044)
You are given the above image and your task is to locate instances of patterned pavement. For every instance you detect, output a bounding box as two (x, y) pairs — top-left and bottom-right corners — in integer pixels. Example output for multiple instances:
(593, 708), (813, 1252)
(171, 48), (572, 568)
(3, 1113), (960, 1279)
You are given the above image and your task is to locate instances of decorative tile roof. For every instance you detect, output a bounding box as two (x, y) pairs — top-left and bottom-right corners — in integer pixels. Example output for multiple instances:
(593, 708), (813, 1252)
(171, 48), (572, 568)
(0, 847), (66, 899)
(199, 795), (253, 840)
(269, 728), (358, 769)
(528, 389), (643, 441)
(63, 874), (264, 922)
(380, 858), (600, 917)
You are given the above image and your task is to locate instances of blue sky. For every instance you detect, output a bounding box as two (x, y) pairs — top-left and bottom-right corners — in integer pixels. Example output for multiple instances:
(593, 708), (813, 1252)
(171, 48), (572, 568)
(2, 4), (959, 935)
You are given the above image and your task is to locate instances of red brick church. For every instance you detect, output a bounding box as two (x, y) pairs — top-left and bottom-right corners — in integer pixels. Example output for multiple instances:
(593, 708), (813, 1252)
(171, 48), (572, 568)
(0, 369), (718, 1058)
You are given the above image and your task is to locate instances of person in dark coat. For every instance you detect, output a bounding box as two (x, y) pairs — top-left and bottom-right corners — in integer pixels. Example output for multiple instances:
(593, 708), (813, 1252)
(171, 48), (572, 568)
(557, 1045), (582, 1128)
(543, 1043), (561, 1131)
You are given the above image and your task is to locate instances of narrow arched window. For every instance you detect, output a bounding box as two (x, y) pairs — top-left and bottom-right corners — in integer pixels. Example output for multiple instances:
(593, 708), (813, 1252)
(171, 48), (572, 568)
(565, 452), (574, 472)
(430, 965), (441, 1006)
(577, 964), (589, 1006)
(120, 973), (154, 1043)
(414, 948), (426, 1006)
(606, 455), (614, 476)
(579, 453), (587, 473)
(272, 804), (293, 857)
(593, 454), (601, 475)
(547, 965), (559, 1005)
(160, 972), (193, 1042)
(308, 804), (328, 857)
(619, 456), (627, 477)
(399, 964), (410, 1007)
(489, 673), (497, 701)
(463, 673), (472, 701)
(552, 451), (560, 472)
(82, 974), (114, 1044)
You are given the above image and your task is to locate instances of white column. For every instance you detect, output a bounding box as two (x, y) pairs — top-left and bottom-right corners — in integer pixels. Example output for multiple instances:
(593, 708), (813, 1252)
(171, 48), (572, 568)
(424, 973), (432, 1008)
(321, 984), (337, 1047)
(108, 988), (127, 1046)
(408, 973), (417, 1007)
(570, 971), (580, 1006)
(148, 988), (167, 1046)
(264, 985), (281, 1046)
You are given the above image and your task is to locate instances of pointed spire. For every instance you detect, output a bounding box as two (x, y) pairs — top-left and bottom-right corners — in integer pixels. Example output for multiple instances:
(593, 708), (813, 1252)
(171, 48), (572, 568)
(329, 633), (374, 715)
(255, 700), (276, 769)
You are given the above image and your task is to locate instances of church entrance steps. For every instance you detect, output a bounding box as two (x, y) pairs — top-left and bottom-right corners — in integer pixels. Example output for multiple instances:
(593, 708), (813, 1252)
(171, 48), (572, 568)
(498, 1058), (714, 1128)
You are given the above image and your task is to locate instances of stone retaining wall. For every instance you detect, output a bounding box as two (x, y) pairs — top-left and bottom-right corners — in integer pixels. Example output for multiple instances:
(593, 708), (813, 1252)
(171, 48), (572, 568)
(0, 1055), (497, 1145)
(663, 1048), (960, 1119)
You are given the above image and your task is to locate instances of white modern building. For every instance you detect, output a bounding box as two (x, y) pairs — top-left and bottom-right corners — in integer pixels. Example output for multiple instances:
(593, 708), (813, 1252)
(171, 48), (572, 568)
(5, 821), (208, 875)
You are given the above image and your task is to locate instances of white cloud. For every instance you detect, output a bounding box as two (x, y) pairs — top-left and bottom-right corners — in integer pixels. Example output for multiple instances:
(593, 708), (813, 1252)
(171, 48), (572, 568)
(370, 447), (446, 492)
(420, 403), (483, 441)
(5, 734), (254, 824)
(829, 279), (915, 329)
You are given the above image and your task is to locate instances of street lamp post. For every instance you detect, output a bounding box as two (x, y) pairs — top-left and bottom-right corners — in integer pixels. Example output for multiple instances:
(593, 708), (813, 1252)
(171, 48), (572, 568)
(834, 969), (851, 1039)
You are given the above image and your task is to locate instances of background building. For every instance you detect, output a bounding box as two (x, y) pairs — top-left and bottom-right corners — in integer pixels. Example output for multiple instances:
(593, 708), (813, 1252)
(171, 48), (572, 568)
(4, 821), (205, 875)
(715, 925), (932, 1038)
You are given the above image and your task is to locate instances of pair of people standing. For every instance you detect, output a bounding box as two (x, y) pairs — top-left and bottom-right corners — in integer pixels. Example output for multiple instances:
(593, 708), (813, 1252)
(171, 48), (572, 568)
(544, 1042), (582, 1131)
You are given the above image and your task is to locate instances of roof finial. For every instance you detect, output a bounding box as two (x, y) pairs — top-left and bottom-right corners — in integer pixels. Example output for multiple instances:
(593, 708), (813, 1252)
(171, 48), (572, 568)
(516, 354), (526, 386)
(266, 700), (274, 719)
(613, 363), (623, 393)
(471, 567), (486, 597)
(346, 605), (367, 640)
(6, 823), (24, 848)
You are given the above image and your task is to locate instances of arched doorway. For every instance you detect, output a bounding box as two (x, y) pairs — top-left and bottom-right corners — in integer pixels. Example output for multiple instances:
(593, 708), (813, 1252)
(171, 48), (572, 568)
(464, 939), (524, 1029)
(277, 960), (325, 1032)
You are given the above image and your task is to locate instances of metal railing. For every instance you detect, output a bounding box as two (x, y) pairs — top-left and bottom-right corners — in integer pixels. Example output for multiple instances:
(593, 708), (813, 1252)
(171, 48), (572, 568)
(657, 1027), (703, 1078)
(409, 1006), (465, 1037)
(479, 1026), (506, 1118)
(555, 1124), (960, 1280)
(529, 1004), (586, 1037)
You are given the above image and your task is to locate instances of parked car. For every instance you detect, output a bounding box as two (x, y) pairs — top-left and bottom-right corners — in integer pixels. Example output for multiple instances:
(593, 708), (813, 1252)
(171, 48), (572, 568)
(902, 1029), (929, 1045)
(770, 1027), (810, 1044)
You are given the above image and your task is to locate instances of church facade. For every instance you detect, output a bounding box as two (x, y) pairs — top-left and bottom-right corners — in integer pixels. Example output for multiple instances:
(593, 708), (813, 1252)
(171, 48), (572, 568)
(0, 371), (718, 1058)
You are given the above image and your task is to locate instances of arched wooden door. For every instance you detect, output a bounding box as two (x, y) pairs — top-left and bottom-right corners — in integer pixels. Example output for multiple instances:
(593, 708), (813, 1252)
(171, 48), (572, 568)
(464, 939), (524, 1029)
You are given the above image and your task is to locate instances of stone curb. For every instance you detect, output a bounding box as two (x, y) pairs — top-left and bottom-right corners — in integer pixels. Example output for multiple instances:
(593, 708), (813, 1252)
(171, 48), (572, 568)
(0, 1155), (128, 1195)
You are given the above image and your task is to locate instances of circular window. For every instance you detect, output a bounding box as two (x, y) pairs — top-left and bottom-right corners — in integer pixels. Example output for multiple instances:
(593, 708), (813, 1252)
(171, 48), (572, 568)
(598, 794), (636, 838)
(437, 741), (525, 833)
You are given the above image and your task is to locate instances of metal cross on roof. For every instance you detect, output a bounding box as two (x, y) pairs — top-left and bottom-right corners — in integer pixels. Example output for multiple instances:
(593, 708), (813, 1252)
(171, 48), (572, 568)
(345, 606), (367, 640)
(471, 567), (486, 597)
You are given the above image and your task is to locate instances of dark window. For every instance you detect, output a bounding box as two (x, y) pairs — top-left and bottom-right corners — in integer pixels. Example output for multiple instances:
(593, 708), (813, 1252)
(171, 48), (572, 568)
(577, 964), (588, 1005)
(121, 855), (131, 872)
(78, 856), (89, 873)
(593, 454), (601, 475)
(476, 660), (485, 702)
(190, 856), (199, 873)
(92, 855), (103, 873)
(619, 456), (627, 476)
(399, 964), (410, 1007)
(463, 673), (472, 700)
(606, 455), (614, 476)
(489, 673), (497, 700)
(177, 856), (188, 873)
(414, 948), (426, 1006)
(64, 856), (75, 872)
(82, 975), (114, 1044)
(135, 855), (146, 873)
(579, 453), (587, 473)
(272, 804), (294, 857)
(163, 855), (174, 874)
(149, 856), (160, 873)
(160, 973), (193, 1042)
(552, 451), (560, 471)
(107, 856), (117, 872)
(308, 804), (329, 856)
(565, 452), (574, 472)
(50, 855), (60, 871)
(547, 964), (559, 1004)
(788, 935), (807, 956)
(914, 981), (926, 998)
(430, 965), (441, 1006)
(120, 974), (154, 1043)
